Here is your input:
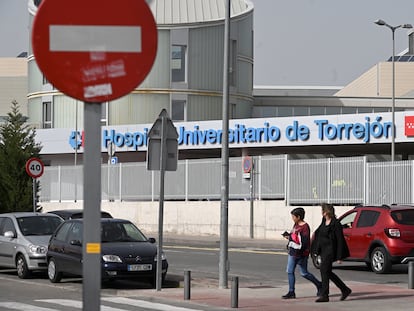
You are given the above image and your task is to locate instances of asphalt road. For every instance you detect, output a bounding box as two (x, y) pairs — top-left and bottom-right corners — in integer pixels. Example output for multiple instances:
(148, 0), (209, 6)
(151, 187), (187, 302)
(0, 244), (410, 310)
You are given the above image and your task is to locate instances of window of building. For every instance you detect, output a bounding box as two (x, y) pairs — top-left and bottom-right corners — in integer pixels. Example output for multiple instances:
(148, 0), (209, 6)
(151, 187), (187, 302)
(172, 100), (186, 121)
(42, 101), (52, 128)
(278, 107), (293, 117)
(229, 40), (237, 86)
(326, 107), (341, 115)
(42, 75), (49, 85)
(342, 107), (357, 114)
(101, 102), (108, 126)
(309, 107), (325, 116)
(293, 107), (309, 116)
(171, 45), (186, 82)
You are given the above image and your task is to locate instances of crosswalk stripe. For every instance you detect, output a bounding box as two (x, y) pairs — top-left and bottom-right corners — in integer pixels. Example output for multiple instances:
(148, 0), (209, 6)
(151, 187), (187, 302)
(0, 302), (56, 311)
(102, 297), (202, 311)
(37, 299), (126, 311)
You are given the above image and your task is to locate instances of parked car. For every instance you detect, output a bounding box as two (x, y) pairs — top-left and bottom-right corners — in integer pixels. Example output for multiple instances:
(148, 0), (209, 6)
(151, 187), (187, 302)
(311, 204), (414, 274)
(47, 218), (168, 285)
(47, 209), (113, 220)
(0, 212), (63, 278)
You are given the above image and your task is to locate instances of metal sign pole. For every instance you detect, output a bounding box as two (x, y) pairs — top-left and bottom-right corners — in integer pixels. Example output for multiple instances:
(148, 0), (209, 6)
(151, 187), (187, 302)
(82, 102), (102, 311)
(156, 115), (167, 291)
(32, 178), (36, 213)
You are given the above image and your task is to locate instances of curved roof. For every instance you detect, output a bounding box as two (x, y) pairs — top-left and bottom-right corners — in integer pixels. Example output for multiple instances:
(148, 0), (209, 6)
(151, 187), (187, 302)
(28, 0), (254, 25)
(147, 0), (253, 26)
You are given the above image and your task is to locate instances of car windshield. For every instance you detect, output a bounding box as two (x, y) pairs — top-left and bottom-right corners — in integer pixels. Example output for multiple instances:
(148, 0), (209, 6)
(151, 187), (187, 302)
(101, 222), (148, 243)
(391, 210), (414, 225)
(17, 216), (63, 236)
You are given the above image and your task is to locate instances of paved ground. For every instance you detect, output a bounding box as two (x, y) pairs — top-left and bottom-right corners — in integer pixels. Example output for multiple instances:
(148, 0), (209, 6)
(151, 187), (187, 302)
(129, 234), (414, 310)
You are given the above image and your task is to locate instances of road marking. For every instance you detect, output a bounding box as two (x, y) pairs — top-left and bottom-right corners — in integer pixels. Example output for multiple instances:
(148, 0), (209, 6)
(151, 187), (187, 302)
(0, 302), (56, 311)
(102, 297), (202, 311)
(37, 299), (125, 311)
(164, 245), (287, 255)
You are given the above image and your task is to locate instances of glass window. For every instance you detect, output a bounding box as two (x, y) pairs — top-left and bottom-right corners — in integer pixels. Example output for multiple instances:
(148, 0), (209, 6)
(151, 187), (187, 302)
(342, 107), (357, 114)
(1, 218), (16, 235)
(171, 45), (186, 82)
(42, 101), (52, 128)
(55, 222), (72, 241)
(356, 210), (380, 228)
(357, 107), (373, 114)
(340, 212), (357, 229)
(67, 222), (83, 242)
(293, 107), (309, 116)
(42, 75), (49, 85)
(391, 210), (414, 225)
(309, 107), (325, 116)
(17, 216), (63, 236)
(326, 107), (341, 115)
(278, 107), (293, 117)
(172, 100), (186, 121)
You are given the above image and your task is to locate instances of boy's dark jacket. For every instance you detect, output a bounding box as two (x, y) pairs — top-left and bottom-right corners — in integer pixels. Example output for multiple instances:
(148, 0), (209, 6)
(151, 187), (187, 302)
(312, 218), (350, 261)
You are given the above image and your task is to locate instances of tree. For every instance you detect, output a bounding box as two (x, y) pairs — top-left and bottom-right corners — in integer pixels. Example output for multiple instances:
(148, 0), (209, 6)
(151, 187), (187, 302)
(0, 101), (42, 212)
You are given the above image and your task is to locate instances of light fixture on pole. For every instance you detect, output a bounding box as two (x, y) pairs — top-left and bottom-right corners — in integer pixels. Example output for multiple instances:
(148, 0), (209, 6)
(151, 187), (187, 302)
(374, 19), (412, 163)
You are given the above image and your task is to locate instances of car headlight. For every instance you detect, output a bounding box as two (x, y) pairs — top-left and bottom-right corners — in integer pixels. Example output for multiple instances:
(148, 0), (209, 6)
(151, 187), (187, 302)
(154, 252), (167, 261)
(102, 254), (122, 263)
(29, 244), (47, 254)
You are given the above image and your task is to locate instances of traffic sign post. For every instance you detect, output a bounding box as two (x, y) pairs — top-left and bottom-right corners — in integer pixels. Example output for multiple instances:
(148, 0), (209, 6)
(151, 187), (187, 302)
(25, 158), (44, 213)
(147, 109), (178, 291)
(32, 0), (158, 309)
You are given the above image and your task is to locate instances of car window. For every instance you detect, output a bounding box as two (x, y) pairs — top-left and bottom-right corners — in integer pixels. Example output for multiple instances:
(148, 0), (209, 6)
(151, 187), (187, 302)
(340, 211), (357, 229)
(67, 222), (83, 242)
(391, 210), (414, 225)
(356, 210), (380, 228)
(17, 216), (63, 236)
(54, 222), (72, 241)
(101, 222), (147, 242)
(123, 223), (147, 241)
(1, 218), (16, 235)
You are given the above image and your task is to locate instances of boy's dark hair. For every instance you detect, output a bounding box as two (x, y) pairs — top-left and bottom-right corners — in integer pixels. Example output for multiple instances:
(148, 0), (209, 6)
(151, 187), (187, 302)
(291, 207), (305, 220)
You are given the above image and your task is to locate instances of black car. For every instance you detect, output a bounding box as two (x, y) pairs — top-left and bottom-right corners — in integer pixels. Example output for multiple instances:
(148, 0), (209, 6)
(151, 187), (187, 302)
(46, 218), (168, 285)
(47, 209), (113, 220)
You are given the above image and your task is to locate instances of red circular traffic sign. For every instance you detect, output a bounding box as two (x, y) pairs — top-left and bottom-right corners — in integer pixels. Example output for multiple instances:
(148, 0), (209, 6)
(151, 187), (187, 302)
(32, 0), (158, 103)
(26, 158), (44, 178)
(243, 156), (252, 173)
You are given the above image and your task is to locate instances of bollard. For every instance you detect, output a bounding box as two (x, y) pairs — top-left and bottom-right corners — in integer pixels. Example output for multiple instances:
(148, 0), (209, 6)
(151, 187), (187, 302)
(184, 270), (191, 300)
(409, 261), (414, 289)
(231, 276), (239, 308)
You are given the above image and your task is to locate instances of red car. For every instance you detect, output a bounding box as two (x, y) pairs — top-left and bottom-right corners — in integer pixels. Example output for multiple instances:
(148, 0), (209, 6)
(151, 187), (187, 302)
(311, 205), (414, 274)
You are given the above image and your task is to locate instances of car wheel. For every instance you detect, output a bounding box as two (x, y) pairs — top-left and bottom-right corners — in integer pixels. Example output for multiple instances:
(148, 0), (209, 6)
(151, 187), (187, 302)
(48, 258), (62, 283)
(16, 254), (31, 279)
(371, 246), (391, 274)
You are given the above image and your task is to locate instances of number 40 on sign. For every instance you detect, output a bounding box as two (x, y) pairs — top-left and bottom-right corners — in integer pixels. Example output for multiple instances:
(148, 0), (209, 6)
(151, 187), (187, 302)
(25, 157), (44, 179)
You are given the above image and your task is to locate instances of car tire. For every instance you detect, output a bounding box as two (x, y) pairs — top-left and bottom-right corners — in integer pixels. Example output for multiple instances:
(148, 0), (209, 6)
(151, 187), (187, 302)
(16, 254), (31, 279)
(371, 246), (391, 274)
(48, 258), (62, 283)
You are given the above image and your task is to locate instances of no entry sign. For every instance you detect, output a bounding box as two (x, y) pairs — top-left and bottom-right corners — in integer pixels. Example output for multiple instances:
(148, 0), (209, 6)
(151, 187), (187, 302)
(32, 0), (158, 102)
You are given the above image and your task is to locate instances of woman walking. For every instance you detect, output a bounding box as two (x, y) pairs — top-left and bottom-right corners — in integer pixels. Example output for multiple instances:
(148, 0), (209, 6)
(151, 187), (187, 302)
(282, 207), (322, 299)
(313, 203), (352, 302)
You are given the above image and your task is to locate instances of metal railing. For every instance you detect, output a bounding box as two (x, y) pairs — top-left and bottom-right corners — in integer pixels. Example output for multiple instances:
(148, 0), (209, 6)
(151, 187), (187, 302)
(38, 155), (413, 206)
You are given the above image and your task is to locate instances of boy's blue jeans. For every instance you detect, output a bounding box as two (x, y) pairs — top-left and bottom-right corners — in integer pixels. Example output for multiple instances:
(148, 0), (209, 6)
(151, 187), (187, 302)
(286, 255), (321, 293)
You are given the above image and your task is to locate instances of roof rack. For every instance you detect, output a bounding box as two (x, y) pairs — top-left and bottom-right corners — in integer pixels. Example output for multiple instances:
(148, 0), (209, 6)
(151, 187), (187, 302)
(354, 204), (390, 209)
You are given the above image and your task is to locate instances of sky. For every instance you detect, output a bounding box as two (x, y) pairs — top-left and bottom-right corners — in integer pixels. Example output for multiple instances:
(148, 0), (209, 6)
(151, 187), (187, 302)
(1, 0), (414, 87)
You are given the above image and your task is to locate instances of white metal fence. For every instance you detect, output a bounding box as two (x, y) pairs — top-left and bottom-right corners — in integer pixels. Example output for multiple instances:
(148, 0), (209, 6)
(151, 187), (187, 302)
(38, 155), (413, 205)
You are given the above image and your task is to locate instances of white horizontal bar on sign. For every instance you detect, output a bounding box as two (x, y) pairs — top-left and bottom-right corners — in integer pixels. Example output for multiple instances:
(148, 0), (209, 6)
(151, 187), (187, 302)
(49, 25), (142, 52)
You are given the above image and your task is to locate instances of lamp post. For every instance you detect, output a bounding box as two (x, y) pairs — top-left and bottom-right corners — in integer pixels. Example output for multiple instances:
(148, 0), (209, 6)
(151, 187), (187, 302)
(374, 19), (412, 163)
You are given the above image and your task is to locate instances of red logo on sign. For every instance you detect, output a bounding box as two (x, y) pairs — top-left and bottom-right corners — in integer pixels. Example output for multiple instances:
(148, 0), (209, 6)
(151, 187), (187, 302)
(405, 116), (414, 136)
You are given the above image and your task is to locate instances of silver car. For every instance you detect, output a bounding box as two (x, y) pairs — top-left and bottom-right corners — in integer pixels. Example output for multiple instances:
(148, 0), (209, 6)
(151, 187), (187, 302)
(0, 212), (63, 278)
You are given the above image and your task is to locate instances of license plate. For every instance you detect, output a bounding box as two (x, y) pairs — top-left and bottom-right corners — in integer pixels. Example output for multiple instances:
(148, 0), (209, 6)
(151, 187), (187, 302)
(127, 264), (152, 271)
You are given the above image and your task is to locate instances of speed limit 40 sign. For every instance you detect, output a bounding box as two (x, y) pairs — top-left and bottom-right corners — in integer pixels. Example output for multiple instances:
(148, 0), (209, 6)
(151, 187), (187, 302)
(25, 158), (44, 178)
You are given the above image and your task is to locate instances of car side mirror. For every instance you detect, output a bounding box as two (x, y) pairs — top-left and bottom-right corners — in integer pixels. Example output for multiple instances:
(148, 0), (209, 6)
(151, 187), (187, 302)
(148, 237), (156, 244)
(70, 239), (82, 246)
(4, 231), (16, 239)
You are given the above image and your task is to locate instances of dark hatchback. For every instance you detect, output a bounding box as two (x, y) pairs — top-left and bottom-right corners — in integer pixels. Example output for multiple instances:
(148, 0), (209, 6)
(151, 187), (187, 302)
(47, 218), (168, 285)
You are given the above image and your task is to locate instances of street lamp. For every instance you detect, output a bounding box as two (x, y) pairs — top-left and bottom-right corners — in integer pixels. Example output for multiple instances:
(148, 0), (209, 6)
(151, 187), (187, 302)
(374, 19), (413, 163)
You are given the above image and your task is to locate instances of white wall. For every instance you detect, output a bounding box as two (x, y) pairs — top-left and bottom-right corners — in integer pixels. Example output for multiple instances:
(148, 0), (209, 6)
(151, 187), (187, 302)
(41, 201), (352, 241)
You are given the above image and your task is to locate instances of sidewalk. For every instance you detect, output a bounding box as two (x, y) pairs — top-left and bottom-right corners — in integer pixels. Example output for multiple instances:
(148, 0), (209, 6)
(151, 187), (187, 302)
(133, 233), (414, 311)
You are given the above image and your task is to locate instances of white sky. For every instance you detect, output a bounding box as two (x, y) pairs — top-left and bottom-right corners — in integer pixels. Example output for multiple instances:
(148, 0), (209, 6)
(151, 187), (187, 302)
(1, 0), (414, 87)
